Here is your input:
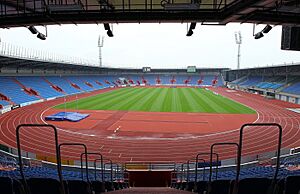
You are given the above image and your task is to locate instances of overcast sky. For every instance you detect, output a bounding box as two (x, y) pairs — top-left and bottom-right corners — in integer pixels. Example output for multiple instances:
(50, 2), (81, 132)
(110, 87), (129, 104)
(1, 23), (300, 69)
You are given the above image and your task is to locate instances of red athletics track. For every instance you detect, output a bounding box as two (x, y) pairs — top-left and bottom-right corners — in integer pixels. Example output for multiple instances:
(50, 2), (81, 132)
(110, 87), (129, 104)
(0, 87), (300, 163)
(44, 110), (256, 138)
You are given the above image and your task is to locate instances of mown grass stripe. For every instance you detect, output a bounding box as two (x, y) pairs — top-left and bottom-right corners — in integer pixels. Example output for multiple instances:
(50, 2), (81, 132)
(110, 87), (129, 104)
(170, 88), (182, 112)
(193, 89), (228, 113)
(187, 88), (217, 112)
(149, 88), (168, 112)
(178, 88), (201, 112)
(94, 88), (142, 110)
(161, 88), (172, 112)
(138, 88), (163, 111)
(55, 87), (256, 114)
(209, 89), (254, 113)
(203, 89), (255, 114)
(56, 88), (132, 109)
(108, 88), (151, 110)
(84, 88), (137, 109)
(122, 88), (159, 111)
(201, 90), (237, 113)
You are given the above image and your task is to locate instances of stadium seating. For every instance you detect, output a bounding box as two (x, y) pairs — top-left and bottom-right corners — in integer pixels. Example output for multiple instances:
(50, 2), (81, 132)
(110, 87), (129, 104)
(236, 178), (271, 194)
(27, 178), (64, 194)
(193, 180), (207, 193)
(255, 82), (284, 89)
(1, 155), (300, 194)
(65, 76), (95, 92)
(0, 77), (39, 104)
(282, 82), (300, 95)
(230, 75), (300, 98)
(0, 177), (25, 194)
(46, 76), (81, 95)
(284, 176), (300, 194)
(239, 76), (262, 87)
(170, 152), (300, 193)
(0, 100), (10, 106)
(65, 180), (92, 194)
(91, 181), (106, 193)
(231, 76), (247, 85)
(0, 177), (15, 194)
(209, 179), (231, 194)
(16, 76), (63, 99)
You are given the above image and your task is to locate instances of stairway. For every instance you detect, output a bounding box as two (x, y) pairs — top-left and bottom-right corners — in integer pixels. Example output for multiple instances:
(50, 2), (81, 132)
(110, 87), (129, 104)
(12, 78), (43, 99)
(43, 77), (66, 94)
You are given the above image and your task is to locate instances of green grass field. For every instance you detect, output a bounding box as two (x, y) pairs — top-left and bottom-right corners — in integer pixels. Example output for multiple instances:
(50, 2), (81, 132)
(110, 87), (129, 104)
(55, 88), (255, 114)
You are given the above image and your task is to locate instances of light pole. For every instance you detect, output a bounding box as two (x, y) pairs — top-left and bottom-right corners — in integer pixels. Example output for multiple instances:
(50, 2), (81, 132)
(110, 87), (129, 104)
(0, 37), (2, 55)
(235, 31), (242, 70)
(98, 35), (104, 67)
(76, 93), (78, 112)
(64, 95), (67, 118)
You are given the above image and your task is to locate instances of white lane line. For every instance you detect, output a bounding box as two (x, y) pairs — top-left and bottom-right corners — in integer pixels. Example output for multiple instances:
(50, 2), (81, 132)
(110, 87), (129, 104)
(114, 126), (121, 133)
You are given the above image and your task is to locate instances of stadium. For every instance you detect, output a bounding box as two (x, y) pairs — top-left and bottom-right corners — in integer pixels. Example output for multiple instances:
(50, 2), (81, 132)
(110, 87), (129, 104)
(0, 0), (300, 194)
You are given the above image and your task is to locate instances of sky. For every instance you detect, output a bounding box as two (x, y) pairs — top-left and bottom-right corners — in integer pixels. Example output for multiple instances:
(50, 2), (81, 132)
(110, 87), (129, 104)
(1, 23), (300, 69)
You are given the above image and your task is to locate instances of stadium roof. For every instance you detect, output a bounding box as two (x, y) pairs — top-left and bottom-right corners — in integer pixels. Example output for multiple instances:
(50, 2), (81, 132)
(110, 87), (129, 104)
(0, 56), (229, 74)
(0, 0), (300, 28)
(227, 62), (300, 72)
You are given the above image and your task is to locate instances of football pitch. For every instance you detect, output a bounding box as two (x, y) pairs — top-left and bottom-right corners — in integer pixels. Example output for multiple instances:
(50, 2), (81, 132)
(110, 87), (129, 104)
(55, 87), (256, 114)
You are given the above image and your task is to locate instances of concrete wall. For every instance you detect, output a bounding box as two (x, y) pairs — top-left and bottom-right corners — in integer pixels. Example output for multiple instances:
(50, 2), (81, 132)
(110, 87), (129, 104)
(277, 93), (300, 105)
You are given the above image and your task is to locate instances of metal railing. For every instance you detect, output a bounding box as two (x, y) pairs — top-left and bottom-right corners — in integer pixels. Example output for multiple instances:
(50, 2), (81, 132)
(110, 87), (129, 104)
(79, 152), (104, 181)
(236, 123), (282, 194)
(195, 152), (219, 182)
(0, 41), (98, 67)
(16, 124), (66, 194)
(58, 143), (89, 182)
(1, 0), (231, 16)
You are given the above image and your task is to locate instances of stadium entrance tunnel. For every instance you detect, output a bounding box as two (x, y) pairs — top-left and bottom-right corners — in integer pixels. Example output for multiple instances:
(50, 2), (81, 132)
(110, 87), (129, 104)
(128, 171), (172, 187)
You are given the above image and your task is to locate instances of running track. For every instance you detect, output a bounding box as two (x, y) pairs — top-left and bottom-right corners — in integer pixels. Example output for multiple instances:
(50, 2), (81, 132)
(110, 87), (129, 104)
(0, 87), (299, 163)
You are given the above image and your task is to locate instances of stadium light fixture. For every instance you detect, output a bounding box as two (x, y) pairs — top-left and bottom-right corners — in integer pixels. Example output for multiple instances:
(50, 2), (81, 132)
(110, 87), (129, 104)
(36, 26), (47, 40)
(28, 26), (38, 34)
(37, 33), (46, 40)
(103, 23), (114, 37)
(186, 29), (193, 36)
(186, 22), (196, 36)
(262, 24), (272, 34)
(254, 32), (264, 39)
(27, 25), (47, 40)
(107, 30), (114, 37)
(253, 24), (273, 40)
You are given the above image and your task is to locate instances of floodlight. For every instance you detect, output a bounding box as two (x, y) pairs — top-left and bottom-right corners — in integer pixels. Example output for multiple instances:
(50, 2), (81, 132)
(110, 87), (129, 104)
(107, 30), (114, 37)
(104, 23), (114, 37)
(28, 26), (38, 34)
(186, 29), (193, 36)
(37, 33), (46, 40)
(262, 24), (272, 33)
(254, 32), (264, 39)
(186, 22), (196, 36)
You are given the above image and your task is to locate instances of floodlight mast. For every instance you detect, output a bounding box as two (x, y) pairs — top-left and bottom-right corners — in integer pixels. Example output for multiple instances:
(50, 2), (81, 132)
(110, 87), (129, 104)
(235, 31), (242, 70)
(98, 35), (104, 67)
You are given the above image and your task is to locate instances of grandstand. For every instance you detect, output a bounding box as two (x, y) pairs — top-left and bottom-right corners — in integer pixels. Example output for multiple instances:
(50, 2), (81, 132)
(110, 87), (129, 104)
(227, 64), (300, 104)
(0, 54), (299, 194)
